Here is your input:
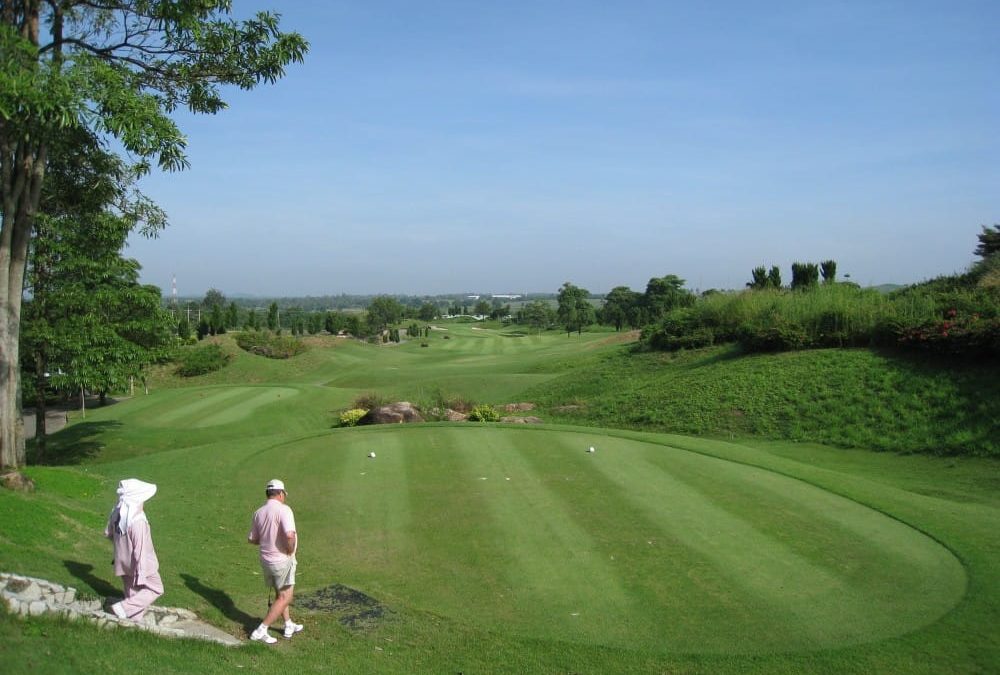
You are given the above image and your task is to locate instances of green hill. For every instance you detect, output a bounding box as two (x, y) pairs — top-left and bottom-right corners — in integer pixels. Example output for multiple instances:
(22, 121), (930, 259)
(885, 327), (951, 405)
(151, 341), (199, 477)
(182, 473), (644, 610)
(528, 341), (999, 456)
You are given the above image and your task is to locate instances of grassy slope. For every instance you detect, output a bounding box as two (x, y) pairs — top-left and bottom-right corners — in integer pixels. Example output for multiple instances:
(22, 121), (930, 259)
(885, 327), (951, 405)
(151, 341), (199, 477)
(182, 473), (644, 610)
(3, 325), (999, 673)
(527, 343), (1000, 455)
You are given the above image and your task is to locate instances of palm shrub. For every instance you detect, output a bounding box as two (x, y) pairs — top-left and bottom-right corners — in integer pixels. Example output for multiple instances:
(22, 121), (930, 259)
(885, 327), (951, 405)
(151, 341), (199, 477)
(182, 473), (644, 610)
(791, 262), (820, 290)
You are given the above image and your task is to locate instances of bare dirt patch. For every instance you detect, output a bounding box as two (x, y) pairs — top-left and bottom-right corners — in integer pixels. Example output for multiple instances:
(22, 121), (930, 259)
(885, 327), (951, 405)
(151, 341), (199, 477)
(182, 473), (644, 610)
(296, 584), (393, 631)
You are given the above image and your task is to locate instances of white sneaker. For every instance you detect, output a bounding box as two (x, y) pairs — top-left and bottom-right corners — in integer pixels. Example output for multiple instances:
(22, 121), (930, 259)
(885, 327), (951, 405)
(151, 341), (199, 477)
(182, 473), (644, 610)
(250, 625), (277, 644)
(283, 621), (303, 639)
(110, 602), (127, 620)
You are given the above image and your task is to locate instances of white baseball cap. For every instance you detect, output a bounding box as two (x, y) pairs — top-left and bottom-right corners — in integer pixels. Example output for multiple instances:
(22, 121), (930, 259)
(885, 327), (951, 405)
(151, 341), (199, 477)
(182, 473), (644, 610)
(265, 479), (287, 492)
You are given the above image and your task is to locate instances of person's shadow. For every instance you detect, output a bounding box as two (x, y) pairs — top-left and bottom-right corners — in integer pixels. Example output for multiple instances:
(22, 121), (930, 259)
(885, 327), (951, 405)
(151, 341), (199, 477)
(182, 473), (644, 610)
(63, 560), (119, 600)
(180, 574), (257, 632)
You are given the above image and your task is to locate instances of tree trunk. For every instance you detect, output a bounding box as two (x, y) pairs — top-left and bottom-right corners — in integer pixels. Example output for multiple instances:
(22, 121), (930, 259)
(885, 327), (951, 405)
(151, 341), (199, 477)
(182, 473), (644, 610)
(34, 353), (46, 462)
(0, 0), (45, 470)
(0, 323), (25, 469)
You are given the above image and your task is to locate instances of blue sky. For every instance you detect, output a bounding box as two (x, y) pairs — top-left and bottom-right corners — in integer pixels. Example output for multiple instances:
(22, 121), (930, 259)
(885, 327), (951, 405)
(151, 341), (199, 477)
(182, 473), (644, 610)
(127, 0), (999, 297)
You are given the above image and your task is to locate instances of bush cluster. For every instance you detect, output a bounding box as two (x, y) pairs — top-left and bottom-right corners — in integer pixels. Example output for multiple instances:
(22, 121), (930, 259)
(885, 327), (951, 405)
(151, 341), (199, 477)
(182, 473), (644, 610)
(643, 280), (999, 358)
(235, 330), (307, 359)
(175, 344), (230, 377)
(896, 310), (1000, 357)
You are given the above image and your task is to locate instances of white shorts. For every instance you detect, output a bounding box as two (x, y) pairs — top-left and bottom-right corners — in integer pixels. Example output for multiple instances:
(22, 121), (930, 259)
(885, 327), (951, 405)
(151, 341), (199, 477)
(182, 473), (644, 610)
(261, 557), (296, 589)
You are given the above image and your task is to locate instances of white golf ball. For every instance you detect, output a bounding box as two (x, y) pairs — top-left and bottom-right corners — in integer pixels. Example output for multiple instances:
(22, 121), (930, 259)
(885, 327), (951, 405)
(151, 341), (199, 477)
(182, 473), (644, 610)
(588, 446), (595, 453)
(369, 452), (376, 458)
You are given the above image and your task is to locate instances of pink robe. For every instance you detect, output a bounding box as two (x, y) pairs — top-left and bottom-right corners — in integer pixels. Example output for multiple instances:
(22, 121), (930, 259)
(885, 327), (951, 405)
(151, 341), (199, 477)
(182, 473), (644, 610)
(106, 512), (163, 620)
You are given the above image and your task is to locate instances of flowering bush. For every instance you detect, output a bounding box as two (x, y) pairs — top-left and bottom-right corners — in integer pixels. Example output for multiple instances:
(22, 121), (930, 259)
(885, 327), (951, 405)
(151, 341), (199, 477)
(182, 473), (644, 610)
(339, 409), (368, 427)
(468, 404), (500, 422)
(896, 309), (1000, 357)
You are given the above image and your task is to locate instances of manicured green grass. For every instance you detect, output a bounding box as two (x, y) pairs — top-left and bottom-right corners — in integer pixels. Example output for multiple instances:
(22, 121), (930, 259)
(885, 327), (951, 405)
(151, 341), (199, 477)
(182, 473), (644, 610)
(3, 324), (999, 673)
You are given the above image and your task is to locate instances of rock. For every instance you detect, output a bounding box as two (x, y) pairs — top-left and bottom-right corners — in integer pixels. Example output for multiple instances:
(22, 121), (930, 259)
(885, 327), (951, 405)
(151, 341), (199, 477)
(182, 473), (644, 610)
(15, 581), (42, 602)
(445, 409), (469, 422)
(357, 402), (424, 426)
(1, 569), (244, 647)
(500, 416), (543, 424)
(0, 471), (35, 492)
(503, 402), (536, 412)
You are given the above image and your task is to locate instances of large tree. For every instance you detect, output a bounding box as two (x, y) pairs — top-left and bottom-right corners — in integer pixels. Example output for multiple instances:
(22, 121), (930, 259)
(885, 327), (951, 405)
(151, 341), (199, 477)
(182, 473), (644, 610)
(366, 295), (404, 334)
(1, 1), (307, 469)
(556, 282), (595, 336)
(601, 286), (641, 331)
(519, 300), (554, 333)
(21, 128), (170, 460)
(642, 274), (693, 322)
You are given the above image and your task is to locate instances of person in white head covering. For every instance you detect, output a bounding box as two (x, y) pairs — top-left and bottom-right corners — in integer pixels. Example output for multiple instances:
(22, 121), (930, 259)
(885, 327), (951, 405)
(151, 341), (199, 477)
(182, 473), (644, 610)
(104, 478), (164, 621)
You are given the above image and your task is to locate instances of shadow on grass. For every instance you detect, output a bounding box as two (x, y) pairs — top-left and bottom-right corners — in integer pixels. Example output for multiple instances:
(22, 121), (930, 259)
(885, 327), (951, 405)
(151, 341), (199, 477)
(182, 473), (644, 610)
(63, 560), (119, 599)
(29, 421), (122, 465)
(180, 574), (257, 631)
(873, 348), (1000, 455)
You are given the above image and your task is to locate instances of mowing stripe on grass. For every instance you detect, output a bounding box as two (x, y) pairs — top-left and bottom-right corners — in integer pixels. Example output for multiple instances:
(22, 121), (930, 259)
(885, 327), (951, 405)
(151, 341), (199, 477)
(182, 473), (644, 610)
(509, 429), (806, 653)
(191, 388), (300, 428)
(588, 436), (964, 650)
(659, 447), (967, 625)
(444, 427), (634, 645)
(140, 387), (298, 428)
(144, 387), (251, 426)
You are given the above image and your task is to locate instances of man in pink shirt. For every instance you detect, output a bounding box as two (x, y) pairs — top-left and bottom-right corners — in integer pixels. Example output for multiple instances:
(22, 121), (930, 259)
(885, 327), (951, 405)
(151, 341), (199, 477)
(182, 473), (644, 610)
(105, 478), (163, 622)
(247, 478), (303, 643)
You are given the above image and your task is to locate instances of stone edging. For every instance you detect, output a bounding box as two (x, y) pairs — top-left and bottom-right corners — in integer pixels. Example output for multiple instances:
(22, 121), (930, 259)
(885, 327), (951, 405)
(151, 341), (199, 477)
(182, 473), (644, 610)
(1, 572), (241, 647)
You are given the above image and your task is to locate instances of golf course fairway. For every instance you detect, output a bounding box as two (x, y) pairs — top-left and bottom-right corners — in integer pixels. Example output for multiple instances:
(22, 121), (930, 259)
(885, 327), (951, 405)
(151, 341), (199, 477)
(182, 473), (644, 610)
(93, 420), (965, 656)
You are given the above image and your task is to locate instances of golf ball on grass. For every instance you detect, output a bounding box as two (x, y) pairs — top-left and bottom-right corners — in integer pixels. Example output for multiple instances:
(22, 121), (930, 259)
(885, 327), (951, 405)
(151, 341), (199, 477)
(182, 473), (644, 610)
(588, 446), (595, 453)
(368, 452), (376, 458)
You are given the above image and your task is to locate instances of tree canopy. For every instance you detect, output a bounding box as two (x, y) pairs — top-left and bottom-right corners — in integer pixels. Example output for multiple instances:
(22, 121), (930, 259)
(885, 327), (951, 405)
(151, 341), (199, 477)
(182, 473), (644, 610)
(975, 225), (1000, 259)
(1, 2), (308, 469)
(557, 282), (596, 336)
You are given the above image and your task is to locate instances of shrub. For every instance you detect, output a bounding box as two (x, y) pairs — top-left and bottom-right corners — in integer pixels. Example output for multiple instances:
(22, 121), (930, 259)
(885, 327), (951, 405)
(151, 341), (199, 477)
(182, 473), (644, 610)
(468, 403), (500, 422)
(235, 330), (307, 359)
(647, 309), (716, 351)
(339, 408), (368, 427)
(175, 344), (230, 377)
(737, 319), (810, 352)
(353, 392), (389, 410)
